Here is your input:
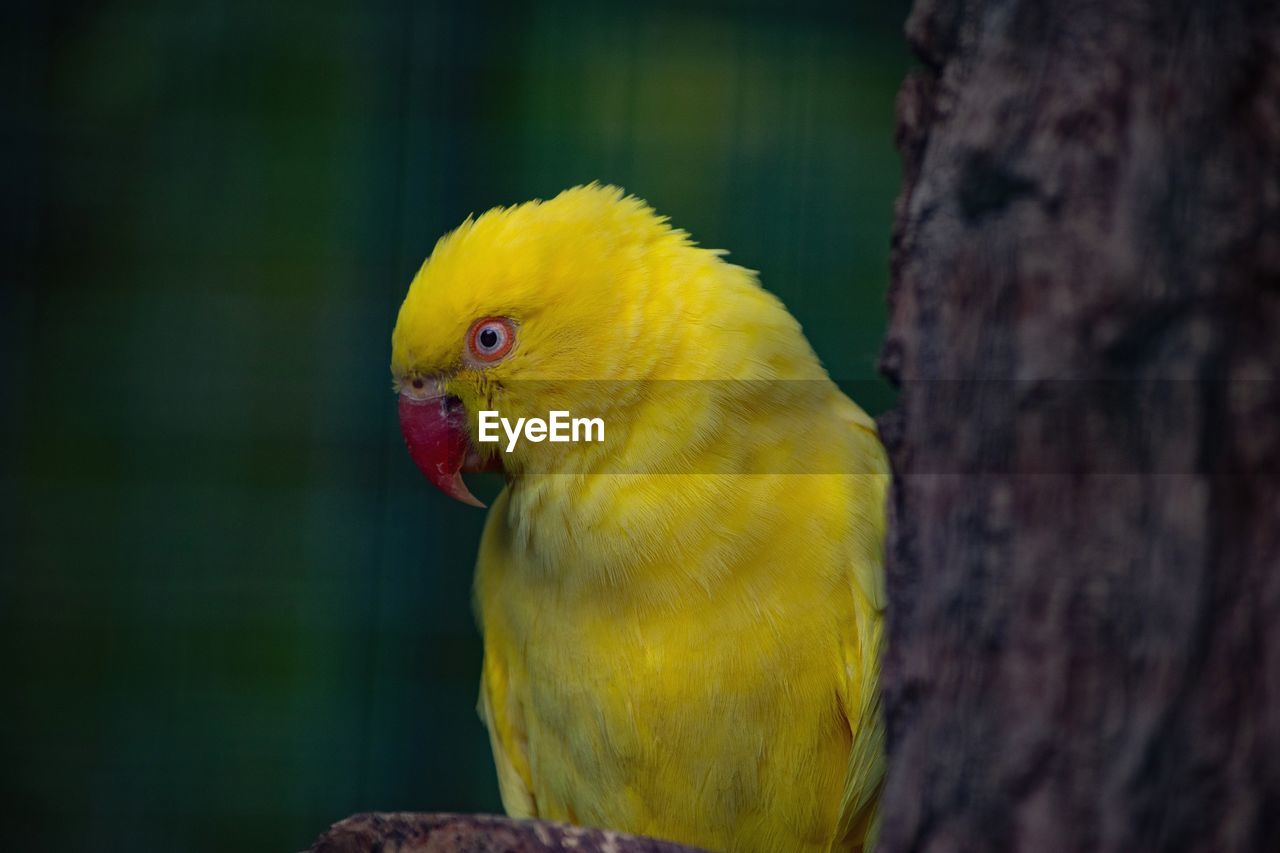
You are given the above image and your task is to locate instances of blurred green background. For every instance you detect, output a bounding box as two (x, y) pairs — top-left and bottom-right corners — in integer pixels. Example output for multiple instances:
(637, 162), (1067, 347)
(4, 0), (910, 850)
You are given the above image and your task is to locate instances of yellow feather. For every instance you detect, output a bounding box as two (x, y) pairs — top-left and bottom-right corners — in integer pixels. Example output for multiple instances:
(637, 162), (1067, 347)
(392, 185), (888, 852)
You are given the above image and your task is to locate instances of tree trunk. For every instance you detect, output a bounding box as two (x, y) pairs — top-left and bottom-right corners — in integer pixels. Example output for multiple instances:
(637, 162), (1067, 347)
(878, 0), (1280, 851)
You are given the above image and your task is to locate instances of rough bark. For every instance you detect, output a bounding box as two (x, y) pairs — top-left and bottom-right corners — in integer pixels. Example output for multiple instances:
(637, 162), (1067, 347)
(878, 0), (1280, 851)
(309, 813), (707, 853)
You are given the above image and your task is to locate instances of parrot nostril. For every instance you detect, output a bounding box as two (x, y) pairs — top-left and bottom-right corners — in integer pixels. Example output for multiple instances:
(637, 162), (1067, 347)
(400, 376), (440, 402)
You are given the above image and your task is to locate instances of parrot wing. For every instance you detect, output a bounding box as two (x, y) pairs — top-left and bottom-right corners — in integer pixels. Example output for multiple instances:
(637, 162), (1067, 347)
(833, 594), (885, 851)
(478, 662), (536, 818)
(833, 413), (889, 851)
(475, 488), (538, 818)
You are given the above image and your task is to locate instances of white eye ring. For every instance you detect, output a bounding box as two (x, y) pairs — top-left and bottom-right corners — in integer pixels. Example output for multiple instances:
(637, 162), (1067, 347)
(467, 317), (515, 362)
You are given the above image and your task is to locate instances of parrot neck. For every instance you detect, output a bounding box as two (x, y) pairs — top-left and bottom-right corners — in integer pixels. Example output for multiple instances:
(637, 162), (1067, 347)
(497, 377), (868, 610)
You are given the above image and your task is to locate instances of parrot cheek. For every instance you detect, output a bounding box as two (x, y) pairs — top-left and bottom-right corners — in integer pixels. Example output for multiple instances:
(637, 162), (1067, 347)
(398, 392), (487, 508)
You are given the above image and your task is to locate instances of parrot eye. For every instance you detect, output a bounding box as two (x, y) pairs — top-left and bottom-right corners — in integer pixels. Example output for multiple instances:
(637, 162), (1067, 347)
(467, 317), (515, 363)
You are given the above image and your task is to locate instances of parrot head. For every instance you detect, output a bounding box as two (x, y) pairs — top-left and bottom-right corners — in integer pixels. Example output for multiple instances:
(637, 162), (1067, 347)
(391, 184), (825, 507)
(391, 185), (689, 506)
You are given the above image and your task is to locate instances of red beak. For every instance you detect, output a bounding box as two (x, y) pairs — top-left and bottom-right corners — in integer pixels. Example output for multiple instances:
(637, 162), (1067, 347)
(398, 392), (487, 508)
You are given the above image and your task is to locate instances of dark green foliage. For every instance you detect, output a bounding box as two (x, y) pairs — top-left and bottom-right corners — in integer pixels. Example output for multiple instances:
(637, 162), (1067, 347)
(3, 1), (910, 850)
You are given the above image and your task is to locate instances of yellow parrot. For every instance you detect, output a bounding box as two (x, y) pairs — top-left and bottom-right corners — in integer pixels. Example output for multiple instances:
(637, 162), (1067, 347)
(391, 185), (888, 852)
